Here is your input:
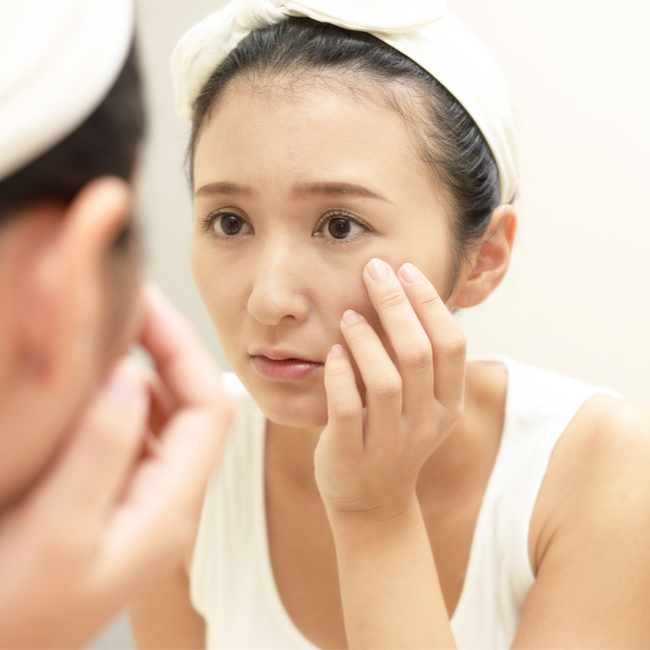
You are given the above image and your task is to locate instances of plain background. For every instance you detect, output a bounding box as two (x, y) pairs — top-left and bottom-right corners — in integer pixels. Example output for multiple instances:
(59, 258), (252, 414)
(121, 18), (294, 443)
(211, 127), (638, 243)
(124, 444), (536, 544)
(88, 1), (650, 647)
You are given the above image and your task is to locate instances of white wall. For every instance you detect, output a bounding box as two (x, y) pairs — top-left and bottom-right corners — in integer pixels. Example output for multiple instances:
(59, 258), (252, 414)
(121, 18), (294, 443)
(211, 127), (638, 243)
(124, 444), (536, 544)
(446, 0), (650, 403)
(134, 0), (230, 364)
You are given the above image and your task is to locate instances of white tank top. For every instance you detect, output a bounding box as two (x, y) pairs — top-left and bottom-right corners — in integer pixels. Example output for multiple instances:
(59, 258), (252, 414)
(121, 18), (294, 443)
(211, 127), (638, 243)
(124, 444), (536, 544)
(191, 357), (619, 649)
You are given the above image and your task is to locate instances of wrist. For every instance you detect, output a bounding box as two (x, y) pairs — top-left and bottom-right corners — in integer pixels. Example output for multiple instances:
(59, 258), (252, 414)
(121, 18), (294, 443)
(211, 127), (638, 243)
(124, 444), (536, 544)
(324, 491), (422, 535)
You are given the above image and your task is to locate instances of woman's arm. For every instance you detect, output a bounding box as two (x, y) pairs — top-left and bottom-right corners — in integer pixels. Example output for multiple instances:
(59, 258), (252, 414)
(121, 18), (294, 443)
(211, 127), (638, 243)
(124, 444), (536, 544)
(512, 396), (650, 648)
(327, 497), (454, 649)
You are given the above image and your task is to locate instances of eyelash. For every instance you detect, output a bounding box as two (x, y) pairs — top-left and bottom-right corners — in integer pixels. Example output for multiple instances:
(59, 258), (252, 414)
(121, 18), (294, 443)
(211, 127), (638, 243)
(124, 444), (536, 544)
(200, 210), (248, 241)
(314, 210), (369, 243)
(200, 209), (370, 242)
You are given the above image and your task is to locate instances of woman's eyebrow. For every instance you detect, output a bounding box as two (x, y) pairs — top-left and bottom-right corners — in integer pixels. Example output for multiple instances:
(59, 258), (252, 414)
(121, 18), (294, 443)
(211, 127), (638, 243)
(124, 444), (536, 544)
(195, 181), (252, 197)
(194, 180), (393, 204)
(294, 181), (393, 203)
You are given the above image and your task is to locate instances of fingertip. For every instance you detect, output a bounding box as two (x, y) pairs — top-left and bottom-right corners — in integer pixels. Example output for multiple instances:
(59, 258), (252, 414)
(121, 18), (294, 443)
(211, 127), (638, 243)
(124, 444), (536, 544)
(77, 175), (132, 214)
(324, 344), (354, 383)
(397, 262), (426, 284)
(325, 344), (351, 377)
(341, 309), (365, 329)
(140, 286), (223, 408)
(100, 357), (150, 419)
(364, 257), (391, 283)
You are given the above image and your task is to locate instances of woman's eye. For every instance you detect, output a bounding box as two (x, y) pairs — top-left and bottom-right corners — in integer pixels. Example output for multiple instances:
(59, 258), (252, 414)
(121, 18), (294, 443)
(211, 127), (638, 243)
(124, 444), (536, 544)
(321, 215), (366, 241)
(213, 214), (251, 237)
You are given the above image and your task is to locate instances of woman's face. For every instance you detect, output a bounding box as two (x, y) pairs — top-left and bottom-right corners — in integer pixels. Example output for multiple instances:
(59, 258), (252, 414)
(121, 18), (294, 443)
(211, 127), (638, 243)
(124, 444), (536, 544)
(192, 82), (459, 428)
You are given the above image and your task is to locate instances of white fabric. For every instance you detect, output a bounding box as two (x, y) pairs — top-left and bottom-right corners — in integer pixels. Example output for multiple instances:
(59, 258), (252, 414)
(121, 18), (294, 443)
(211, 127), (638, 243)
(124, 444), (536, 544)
(191, 358), (619, 649)
(171, 0), (517, 203)
(0, 0), (134, 181)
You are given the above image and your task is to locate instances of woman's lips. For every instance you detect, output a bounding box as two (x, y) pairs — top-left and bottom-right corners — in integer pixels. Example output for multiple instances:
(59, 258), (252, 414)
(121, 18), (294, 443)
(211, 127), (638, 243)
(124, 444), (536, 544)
(252, 355), (323, 381)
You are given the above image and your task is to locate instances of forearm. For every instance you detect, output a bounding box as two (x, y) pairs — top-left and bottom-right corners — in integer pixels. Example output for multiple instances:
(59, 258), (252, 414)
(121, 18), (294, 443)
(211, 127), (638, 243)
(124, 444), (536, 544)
(328, 496), (456, 650)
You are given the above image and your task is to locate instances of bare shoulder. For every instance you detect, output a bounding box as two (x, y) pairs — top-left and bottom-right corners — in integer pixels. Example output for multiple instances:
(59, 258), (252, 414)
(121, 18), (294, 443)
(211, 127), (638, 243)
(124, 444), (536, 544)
(564, 395), (650, 529)
(569, 393), (650, 455)
(532, 395), (650, 570)
(515, 396), (650, 646)
(551, 394), (650, 494)
(560, 394), (650, 481)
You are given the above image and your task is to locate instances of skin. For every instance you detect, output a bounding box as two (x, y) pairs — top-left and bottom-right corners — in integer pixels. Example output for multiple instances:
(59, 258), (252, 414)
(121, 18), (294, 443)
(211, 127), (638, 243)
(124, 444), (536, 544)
(0, 180), (142, 512)
(191, 83), (461, 426)
(0, 177), (235, 648)
(131, 79), (650, 649)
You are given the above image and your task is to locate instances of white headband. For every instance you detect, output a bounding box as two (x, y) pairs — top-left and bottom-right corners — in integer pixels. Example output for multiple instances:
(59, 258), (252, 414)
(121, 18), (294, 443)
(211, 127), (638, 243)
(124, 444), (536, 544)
(0, 0), (134, 182)
(171, 0), (518, 203)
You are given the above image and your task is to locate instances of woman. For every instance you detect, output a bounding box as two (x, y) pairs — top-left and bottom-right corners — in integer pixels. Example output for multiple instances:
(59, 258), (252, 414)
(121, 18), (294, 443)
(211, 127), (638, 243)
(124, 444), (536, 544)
(132, 1), (650, 648)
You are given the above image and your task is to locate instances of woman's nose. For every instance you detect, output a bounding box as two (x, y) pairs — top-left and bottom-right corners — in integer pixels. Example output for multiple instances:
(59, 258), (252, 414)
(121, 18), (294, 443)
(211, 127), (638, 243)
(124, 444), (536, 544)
(246, 245), (310, 326)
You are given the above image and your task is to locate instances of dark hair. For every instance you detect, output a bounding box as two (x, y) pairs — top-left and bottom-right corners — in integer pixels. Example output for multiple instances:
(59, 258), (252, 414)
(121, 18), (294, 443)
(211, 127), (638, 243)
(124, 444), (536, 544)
(188, 18), (502, 285)
(0, 41), (145, 232)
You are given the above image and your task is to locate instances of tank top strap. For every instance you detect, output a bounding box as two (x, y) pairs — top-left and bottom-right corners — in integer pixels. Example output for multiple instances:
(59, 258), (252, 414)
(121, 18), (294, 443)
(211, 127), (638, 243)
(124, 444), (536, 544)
(451, 356), (620, 648)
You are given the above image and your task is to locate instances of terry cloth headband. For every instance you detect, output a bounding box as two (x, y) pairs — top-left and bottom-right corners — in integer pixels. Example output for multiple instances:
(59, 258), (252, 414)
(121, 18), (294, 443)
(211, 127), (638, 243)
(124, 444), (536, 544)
(171, 0), (518, 203)
(0, 0), (134, 182)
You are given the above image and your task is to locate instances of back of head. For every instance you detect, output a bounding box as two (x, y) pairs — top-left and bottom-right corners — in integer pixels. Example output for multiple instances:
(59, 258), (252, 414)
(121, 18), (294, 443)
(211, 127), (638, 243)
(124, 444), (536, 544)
(0, 47), (144, 229)
(0, 0), (144, 225)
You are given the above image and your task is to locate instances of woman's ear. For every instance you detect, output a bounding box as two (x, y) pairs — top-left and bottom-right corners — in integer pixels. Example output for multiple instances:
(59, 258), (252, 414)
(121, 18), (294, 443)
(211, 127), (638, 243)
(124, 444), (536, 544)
(15, 176), (134, 388)
(452, 204), (517, 309)
(0, 178), (136, 511)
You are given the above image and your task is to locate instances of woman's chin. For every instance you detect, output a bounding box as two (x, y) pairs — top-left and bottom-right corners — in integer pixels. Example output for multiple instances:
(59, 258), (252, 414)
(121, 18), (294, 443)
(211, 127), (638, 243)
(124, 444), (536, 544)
(237, 371), (330, 429)
(266, 409), (328, 430)
(257, 395), (328, 430)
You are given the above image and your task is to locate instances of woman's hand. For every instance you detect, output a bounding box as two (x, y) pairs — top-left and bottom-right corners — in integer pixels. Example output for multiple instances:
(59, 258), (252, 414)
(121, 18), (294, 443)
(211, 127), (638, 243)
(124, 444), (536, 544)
(314, 258), (466, 523)
(313, 259), (463, 648)
(0, 286), (235, 650)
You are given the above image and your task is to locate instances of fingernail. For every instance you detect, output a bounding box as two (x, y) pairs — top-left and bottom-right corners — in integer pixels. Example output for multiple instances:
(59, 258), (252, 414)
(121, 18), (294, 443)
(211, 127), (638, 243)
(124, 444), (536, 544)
(367, 258), (389, 282)
(102, 367), (134, 403)
(398, 262), (425, 284)
(329, 344), (345, 358)
(101, 360), (149, 416)
(342, 309), (365, 327)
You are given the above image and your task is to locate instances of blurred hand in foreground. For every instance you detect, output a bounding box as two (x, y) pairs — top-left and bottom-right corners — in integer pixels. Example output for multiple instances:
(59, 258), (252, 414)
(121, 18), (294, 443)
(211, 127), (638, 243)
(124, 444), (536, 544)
(0, 285), (235, 649)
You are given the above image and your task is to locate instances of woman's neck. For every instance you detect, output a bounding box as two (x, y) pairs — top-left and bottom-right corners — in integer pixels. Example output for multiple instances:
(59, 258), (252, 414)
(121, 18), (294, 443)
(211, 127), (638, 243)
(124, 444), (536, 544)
(265, 419), (325, 492)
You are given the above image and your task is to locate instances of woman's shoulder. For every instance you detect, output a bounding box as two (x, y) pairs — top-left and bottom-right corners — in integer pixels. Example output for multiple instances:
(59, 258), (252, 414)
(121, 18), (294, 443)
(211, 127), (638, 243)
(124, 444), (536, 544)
(471, 355), (620, 411)
(574, 392), (650, 441)
(531, 391), (650, 574)
(469, 355), (650, 576)
(468, 356), (624, 449)
(560, 393), (650, 496)
(511, 387), (650, 645)
(220, 371), (247, 395)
